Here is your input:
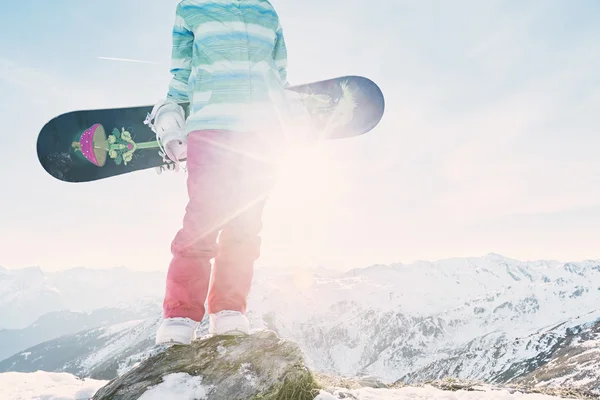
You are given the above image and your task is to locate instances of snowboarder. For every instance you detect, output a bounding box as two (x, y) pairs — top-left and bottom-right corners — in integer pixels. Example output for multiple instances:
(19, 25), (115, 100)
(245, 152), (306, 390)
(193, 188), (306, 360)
(147, 0), (289, 345)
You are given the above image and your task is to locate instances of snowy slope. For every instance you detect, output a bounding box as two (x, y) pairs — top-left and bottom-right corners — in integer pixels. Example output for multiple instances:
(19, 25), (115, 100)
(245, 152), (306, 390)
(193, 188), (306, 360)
(0, 266), (165, 329)
(513, 318), (600, 392)
(2, 254), (600, 393)
(314, 386), (581, 400)
(398, 310), (600, 385)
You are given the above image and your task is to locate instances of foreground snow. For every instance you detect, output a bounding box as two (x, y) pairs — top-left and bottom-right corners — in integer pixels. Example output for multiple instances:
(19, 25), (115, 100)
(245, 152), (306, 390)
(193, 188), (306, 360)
(0, 371), (577, 400)
(0, 371), (107, 400)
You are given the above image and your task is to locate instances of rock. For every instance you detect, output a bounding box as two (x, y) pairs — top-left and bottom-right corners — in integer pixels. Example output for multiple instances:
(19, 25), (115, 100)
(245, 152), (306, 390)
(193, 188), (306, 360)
(92, 330), (321, 400)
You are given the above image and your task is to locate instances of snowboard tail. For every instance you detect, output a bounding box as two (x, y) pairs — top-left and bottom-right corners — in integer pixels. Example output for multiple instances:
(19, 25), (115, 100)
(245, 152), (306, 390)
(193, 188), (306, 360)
(37, 75), (384, 183)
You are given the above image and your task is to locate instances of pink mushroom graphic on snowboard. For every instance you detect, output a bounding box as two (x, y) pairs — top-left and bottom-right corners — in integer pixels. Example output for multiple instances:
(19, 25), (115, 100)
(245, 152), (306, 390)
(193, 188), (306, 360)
(71, 123), (175, 171)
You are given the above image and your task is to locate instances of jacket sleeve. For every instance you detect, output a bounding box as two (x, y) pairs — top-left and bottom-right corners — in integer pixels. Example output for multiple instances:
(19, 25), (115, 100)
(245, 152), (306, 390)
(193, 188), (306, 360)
(273, 22), (289, 87)
(167, 4), (194, 102)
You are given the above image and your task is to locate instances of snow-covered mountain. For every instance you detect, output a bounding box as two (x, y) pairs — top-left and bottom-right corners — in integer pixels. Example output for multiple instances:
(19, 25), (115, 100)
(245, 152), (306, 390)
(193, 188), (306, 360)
(0, 265), (165, 329)
(0, 266), (65, 330)
(0, 302), (160, 361)
(246, 254), (600, 387)
(1, 254), (600, 393)
(0, 317), (164, 380)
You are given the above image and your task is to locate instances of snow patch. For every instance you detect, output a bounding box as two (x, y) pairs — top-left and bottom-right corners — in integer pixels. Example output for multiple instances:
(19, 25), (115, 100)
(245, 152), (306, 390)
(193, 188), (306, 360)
(139, 372), (211, 400)
(239, 362), (258, 387)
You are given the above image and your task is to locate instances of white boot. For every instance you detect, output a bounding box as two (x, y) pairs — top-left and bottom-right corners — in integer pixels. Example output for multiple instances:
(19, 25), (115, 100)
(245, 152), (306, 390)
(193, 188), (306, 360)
(155, 317), (199, 345)
(209, 311), (250, 336)
(144, 99), (188, 163)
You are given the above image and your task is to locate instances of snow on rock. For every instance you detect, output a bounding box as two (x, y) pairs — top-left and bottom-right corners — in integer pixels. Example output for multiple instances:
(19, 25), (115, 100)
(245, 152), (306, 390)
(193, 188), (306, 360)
(138, 373), (209, 400)
(0, 370), (107, 400)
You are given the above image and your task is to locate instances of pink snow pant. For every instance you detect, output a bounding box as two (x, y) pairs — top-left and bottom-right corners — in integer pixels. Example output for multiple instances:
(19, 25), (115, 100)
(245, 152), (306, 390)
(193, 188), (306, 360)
(163, 130), (275, 322)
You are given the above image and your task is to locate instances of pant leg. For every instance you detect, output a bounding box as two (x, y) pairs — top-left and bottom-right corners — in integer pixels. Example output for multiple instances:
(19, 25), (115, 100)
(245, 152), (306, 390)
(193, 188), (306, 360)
(207, 198), (268, 314)
(163, 130), (236, 321)
(207, 133), (276, 314)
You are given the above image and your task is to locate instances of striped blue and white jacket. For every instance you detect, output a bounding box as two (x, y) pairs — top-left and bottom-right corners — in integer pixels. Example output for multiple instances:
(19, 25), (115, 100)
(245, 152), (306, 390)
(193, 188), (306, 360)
(167, 0), (289, 133)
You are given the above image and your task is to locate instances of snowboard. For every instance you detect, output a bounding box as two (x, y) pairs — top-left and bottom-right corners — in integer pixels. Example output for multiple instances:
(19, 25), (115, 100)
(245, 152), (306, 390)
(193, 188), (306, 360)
(37, 75), (384, 183)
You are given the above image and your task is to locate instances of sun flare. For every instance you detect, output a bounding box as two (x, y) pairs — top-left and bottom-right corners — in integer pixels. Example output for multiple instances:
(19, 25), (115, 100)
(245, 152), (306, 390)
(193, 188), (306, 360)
(259, 136), (352, 267)
(272, 140), (338, 203)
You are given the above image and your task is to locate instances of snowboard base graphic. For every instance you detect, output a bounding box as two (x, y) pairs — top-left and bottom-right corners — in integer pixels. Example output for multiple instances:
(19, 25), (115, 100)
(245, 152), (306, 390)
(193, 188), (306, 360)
(37, 75), (384, 183)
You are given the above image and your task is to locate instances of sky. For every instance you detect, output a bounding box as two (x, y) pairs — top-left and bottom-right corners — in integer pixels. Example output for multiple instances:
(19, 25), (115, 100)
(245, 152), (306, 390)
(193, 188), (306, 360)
(0, 0), (599, 272)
